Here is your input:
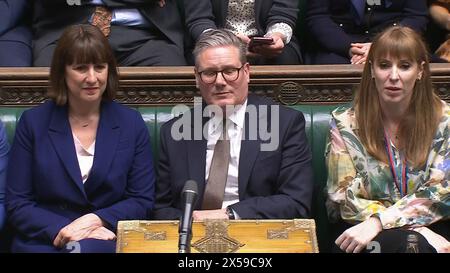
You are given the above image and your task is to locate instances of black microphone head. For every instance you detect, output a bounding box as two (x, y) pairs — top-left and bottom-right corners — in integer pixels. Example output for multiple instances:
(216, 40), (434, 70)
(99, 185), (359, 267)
(182, 180), (198, 197)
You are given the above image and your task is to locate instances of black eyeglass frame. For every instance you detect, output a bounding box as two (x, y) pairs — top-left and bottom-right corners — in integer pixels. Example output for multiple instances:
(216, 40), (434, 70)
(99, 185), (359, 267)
(197, 64), (246, 84)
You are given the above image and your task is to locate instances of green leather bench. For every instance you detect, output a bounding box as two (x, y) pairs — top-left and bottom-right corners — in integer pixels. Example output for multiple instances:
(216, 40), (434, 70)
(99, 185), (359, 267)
(1, 64), (448, 252)
(0, 103), (342, 252)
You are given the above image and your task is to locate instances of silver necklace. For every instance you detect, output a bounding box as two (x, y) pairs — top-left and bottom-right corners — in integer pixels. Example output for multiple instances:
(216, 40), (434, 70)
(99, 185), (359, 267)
(69, 115), (91, 127)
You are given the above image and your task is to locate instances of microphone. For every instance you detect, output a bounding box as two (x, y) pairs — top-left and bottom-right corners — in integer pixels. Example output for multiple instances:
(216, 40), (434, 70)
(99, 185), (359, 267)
(178, 180), (198, 253)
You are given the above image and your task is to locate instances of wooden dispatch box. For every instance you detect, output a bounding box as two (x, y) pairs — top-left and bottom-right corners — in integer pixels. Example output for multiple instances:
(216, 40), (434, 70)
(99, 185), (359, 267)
(116, 219), (318, 253)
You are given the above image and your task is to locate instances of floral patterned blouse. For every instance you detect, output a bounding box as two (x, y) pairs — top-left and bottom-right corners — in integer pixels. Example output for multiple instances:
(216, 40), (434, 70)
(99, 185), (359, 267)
(325, 101), (449, 229)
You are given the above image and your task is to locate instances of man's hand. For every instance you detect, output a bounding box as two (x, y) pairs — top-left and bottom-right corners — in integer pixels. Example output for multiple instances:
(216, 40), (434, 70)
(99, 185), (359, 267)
(53, 213), (107, 248)
(335, 216), (382, 253)
(192, 209), (228, 221)
(349, 42), (371, 64)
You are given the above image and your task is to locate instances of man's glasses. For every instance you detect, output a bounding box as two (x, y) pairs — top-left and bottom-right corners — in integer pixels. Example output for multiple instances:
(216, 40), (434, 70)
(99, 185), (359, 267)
(197, 64), (245, 84)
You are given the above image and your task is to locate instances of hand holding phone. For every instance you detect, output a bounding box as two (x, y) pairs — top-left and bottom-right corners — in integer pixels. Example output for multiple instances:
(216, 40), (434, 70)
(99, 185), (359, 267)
(249, 36), (274, 49)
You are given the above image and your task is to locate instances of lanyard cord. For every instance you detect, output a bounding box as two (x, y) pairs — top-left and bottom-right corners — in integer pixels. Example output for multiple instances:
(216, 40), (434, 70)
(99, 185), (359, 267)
(384, 130), (408, 197)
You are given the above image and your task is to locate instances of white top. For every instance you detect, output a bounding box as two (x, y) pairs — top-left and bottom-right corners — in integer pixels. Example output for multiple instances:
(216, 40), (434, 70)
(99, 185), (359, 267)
(205, 100), (248, 210)
(73, 134), (95, 184)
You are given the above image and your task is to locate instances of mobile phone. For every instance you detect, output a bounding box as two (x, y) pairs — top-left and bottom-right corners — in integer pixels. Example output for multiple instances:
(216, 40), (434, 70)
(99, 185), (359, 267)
(249, 36), (274, 47)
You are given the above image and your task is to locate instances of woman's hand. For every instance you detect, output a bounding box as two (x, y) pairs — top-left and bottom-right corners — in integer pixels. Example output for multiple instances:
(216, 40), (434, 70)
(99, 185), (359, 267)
(86, 226), (117, 241)
(415, 227), (450, 253)
(336, 216), (382, 253)
(53, 213), (107, 248)
(349, 43), (371, 64)
(250, 33), (285, 58)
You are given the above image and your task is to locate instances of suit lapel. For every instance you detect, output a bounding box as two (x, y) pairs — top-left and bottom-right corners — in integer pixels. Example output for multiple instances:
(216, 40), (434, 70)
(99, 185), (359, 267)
(186, 108), (207, 202)
(48, 105), (87, 198)
(238, 95), (261, 197)
(84, 101), (120, 195)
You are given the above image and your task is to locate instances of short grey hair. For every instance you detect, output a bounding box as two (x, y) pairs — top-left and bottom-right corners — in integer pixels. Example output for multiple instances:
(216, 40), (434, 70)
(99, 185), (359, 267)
(193, 29), (247, 67)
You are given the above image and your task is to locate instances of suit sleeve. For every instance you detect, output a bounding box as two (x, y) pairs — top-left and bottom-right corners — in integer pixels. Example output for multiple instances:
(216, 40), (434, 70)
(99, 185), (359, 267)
(306, 0), (353, 58)
(183, 0), (217, 41)
(100, 0), (168, 8)
(151, 121), (183, 220)
(266, 0), (299, 30)
(0, 122), (9, 231)
(398, 0), (428, 33)
(6, 111), (72, 243)
(231, 110), (313, 219)
(0, 0), (28, 35)
(94, 111), (155, 231)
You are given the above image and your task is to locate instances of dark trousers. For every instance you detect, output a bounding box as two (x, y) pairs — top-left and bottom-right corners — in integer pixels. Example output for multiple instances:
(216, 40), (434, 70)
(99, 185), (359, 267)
(331, 220), (449, 253)
(34, 25), (186, 66)
(0, 26), (32, 67)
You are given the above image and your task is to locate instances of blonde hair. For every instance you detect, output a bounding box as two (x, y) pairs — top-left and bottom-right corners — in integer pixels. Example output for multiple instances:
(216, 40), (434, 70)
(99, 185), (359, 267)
(355, 26), (442, 168)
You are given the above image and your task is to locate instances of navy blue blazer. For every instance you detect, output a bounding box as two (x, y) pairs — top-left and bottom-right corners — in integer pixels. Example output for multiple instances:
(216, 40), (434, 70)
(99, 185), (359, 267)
(306, 0), (428, 58)
(153, 95), (313, 220)
(0, 0), (32, 66)
(5, 100), (155, 250)
(0, 122), (9, 231)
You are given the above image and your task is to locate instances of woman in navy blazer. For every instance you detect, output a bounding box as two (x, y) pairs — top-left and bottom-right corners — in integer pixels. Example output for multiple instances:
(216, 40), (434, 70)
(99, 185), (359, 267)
(5, 25), (155, 253)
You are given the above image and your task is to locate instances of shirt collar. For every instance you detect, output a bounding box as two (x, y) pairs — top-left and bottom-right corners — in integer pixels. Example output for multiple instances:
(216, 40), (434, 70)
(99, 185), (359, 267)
(206, 99), (248, 134)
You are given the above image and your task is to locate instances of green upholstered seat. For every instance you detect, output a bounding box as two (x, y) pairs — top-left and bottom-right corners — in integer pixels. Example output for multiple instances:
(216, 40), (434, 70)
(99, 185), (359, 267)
(0, 103), (346, 252)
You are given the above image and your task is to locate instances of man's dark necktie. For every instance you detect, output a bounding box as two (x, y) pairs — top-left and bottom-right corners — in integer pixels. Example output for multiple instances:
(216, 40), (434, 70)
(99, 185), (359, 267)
(351, 0), (366, 25)
(91, 6), (112, 37)
(202, 120), (230, 210)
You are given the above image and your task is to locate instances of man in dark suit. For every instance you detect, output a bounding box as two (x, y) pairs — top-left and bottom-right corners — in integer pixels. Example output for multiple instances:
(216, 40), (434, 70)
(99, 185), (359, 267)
(153, 29), (313, 221)
(32, 0), (186, 66)
(0, 0), (32, 66)
(305, 0), (428, 64)
(183, 0), (302, 65)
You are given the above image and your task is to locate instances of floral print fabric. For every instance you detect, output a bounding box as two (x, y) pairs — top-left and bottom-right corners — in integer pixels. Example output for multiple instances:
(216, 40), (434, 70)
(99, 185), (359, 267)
(325, 101), (449, 229)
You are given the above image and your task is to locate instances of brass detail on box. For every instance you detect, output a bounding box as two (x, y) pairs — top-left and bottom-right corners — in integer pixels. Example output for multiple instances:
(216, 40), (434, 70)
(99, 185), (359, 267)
(267, 229), (289, 239)
(144, 231), (166, 241)
(192, 220), (245, 253)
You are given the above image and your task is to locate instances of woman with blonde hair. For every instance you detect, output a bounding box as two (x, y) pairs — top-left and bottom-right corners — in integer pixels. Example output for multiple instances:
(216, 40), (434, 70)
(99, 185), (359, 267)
(326, 26), (449, 253)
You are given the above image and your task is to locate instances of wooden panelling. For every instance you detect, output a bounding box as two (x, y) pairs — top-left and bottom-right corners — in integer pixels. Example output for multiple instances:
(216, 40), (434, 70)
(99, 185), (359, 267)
(0, 64), (449, 106)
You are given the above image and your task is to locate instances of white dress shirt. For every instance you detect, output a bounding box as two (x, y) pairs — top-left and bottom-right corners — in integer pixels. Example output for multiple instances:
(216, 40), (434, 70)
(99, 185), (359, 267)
(205, 100), (248, 210)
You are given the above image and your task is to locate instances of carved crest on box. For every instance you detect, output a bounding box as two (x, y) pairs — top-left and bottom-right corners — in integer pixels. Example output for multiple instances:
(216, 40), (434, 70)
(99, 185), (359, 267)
(144, 231), (167, 241)
(267, 229), (289, 239)
(191, 220), (245, 253)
